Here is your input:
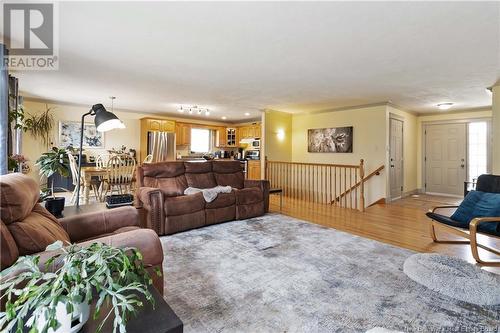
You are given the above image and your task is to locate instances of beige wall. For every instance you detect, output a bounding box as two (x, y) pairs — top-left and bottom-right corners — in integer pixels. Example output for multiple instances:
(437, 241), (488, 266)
(20, 99), (229, 184)
(386, 105), (418, 194)
(291, 105), (387, 204)
(264, 110), (292, 162)
(492, 86), (500, 174)
(416, 109), (492, 189)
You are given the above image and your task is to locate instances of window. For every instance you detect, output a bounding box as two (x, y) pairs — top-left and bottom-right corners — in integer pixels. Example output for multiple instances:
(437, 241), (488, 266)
(468, 122), (488, 181)
(190, 128), (210, 153)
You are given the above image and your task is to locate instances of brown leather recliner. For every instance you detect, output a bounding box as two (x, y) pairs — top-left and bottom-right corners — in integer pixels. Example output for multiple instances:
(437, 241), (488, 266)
(136, 160), (269, 235)
(0, 173), (164, 295)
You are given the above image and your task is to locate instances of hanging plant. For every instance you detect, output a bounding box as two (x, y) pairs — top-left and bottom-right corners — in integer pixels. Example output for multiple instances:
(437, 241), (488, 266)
(24, 104), (55, 146)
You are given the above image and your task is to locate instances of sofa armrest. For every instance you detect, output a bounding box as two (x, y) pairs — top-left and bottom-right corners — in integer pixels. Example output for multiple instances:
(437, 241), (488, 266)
(244, 179), (270, 213)
(2, 229), (164, 297)
(135, 187), (165, 235)
(59, 206), (139, 243)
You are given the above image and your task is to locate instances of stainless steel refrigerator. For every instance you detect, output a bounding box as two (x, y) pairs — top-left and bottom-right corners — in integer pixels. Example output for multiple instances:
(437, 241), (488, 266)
(147, 131), (176, 162)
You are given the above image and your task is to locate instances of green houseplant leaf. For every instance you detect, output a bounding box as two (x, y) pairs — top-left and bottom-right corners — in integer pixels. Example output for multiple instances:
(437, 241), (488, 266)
(0, 242), (156, 333)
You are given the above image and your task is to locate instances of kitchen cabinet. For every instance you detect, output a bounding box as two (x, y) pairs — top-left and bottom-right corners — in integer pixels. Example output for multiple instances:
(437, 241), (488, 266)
(143, 119), (175, 132)
(237, 123), (261, 140)
(216, 127), (226, 147)
(226, 128), (237, 147)
(175, 123), (191, 146)
(247, 160), (261, 180)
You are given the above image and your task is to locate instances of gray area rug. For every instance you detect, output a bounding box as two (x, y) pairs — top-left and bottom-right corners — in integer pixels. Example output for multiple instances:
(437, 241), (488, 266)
(404, 253), (500, 306)
(160, 214), (500, 332)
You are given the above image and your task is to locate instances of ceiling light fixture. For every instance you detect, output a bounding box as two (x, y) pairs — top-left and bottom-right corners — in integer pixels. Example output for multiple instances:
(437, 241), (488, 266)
(437, 103), (453, 110)
(221, 116), (227, 120)
(244, 112), (250, 116)
(179, 105), (212, 116)
(486, 87), (493, 95)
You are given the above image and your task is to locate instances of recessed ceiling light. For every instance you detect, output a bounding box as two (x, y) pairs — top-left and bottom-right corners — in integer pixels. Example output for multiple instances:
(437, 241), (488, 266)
(437, 103), (453, 110)
(177, 106), (184, 113)
(221, 116), (227, 120)
(205, 109), (210, 116)
(244, 112), (250, 116)
(188, 108), (193, 114)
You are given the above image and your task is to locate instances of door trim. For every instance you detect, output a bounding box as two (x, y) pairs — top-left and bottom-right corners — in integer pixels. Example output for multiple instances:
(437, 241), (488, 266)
(389, 115), (404, 201)
(421, 118), (492, 194)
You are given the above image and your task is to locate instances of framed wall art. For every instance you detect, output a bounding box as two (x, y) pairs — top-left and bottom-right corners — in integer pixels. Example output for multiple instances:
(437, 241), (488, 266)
(59, 121), (104, 148)
(307, 126), (353, 153)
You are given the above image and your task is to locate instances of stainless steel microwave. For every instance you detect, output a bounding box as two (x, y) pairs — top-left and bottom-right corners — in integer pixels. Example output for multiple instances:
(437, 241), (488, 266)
(251, 139), (260, 149)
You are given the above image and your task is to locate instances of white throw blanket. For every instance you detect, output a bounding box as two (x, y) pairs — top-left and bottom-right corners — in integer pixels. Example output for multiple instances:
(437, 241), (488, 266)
(184, 185), (232, 202)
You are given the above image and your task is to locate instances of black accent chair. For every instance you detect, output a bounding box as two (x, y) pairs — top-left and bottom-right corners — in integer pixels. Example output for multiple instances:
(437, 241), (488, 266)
(426, 174), (500, 266)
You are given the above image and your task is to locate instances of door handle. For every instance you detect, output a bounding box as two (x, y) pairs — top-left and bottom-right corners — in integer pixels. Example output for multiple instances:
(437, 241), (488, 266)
(390, 165), (395, 168)
(460, 164), (465, 169)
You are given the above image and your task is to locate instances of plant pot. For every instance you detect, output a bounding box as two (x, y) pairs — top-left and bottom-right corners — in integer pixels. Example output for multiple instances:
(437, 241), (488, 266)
(36, 301), (90, 333)
(45, 197), (65, 217)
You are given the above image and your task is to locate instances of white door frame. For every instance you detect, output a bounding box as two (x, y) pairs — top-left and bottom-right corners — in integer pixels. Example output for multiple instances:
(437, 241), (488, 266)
(389, 115), (404, 201)
(421, 118), (492, 195)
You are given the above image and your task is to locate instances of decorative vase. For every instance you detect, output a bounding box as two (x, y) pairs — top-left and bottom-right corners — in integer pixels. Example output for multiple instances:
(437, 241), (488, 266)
(36, 301), (90, 333)
(45, 197), (65, 217)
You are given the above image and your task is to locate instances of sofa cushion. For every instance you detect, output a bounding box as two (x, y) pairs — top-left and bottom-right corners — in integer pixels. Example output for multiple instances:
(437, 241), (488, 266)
(141, 161), (185, 178)
(235, 187), (263, 205)
(214, 173), (244, 189)
(205, 192), (236, 209)
(165, 192), (205, 216)
(7, 204), (71, 256)
(184, 161), (212, 173)
(213, 161), (245, 189)
(146, 175), (188, 197)
(185, 172), (217, 189)
(0, 173), (39, 224)
(184, 162), (217, 189)
(450, 191), (500, 235)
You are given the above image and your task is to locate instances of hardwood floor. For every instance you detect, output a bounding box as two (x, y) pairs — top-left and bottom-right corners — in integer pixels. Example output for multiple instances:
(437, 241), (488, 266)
(269, 194), (500, 274)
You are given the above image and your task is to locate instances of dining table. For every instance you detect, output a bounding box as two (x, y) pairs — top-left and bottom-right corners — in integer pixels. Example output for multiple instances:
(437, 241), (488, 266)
(80, 166), (108, 204)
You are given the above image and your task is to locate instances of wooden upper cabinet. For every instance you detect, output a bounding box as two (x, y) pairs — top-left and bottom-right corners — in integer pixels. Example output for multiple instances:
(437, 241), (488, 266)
(216, 127), (226, 147)
(143, 118), (176, 132)
(237, 123), (261, 140)
(175, 123), (191, 146)
(162, 120), (175, 132)
(147, 119), (162, 131)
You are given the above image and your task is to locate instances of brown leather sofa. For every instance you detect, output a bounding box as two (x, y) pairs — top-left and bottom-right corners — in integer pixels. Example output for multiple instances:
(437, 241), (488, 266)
(0, 173), (164, 295)
(136, 160), (270, 235)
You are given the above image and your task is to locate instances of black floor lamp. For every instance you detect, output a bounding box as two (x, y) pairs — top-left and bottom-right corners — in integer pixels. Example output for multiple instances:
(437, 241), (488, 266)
(75, 103), (125, 208)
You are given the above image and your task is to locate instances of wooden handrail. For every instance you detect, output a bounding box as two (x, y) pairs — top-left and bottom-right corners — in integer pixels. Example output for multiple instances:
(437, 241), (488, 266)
(331, 164), (385, 205)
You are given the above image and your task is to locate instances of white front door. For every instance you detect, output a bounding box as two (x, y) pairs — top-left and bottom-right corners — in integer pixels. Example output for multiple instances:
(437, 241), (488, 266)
(425, 123), (466, 196)
(389, 118), (404, 200)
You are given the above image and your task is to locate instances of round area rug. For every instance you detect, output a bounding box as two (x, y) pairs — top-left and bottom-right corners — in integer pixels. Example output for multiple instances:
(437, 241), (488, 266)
(403, 253), (500, 306)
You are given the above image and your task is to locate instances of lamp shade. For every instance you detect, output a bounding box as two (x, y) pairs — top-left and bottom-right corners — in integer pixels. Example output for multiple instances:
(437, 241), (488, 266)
(92, 103), (125, 132)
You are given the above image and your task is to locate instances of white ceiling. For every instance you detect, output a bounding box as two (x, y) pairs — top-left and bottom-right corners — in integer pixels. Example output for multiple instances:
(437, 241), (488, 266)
(9, 1), (500, 121)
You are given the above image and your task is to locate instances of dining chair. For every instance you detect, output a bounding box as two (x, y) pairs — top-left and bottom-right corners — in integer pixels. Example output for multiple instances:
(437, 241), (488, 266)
(101, 154), (136, 197)
(67, 152), (100, 204)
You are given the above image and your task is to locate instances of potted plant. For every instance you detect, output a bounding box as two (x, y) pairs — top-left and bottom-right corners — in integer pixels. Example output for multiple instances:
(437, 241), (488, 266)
(36, 147), (70, 217)
(8, 154), (29, 173)
(0, 241), (156, 333)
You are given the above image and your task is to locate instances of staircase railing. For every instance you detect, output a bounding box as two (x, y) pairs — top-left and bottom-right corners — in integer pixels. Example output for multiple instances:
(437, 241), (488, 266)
(331, 165), (385, 206)
(265, 159), (366, 211)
